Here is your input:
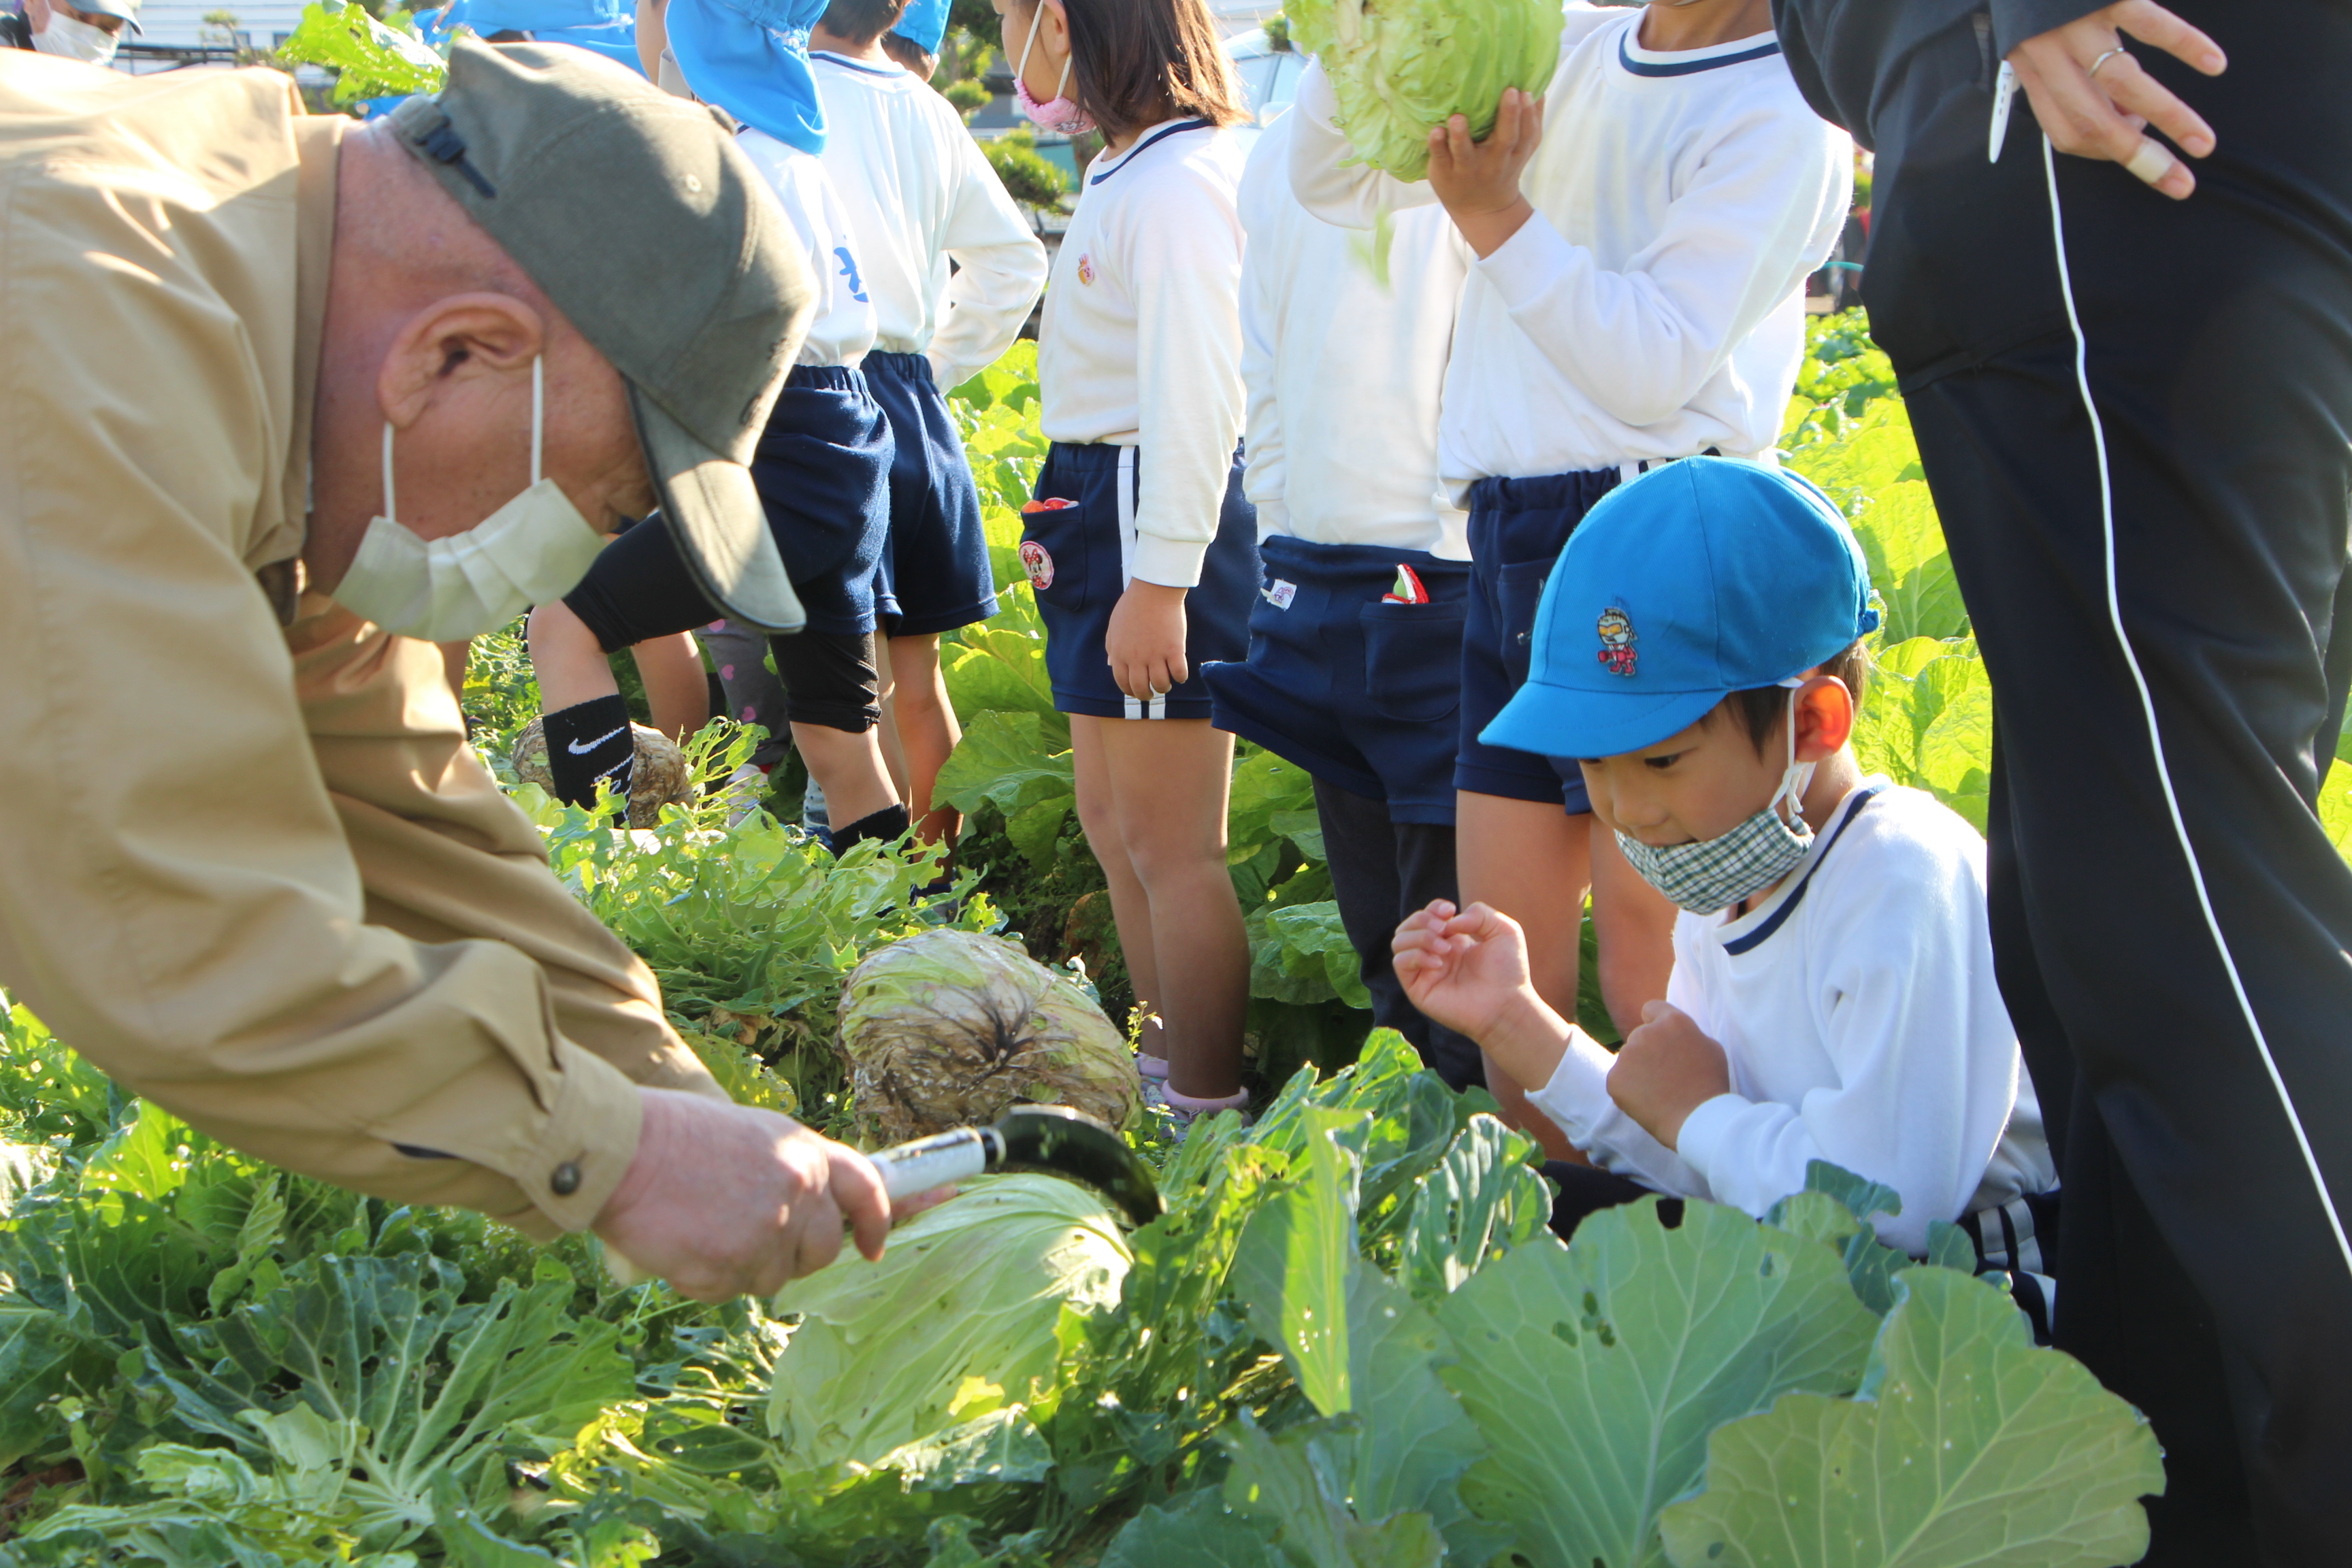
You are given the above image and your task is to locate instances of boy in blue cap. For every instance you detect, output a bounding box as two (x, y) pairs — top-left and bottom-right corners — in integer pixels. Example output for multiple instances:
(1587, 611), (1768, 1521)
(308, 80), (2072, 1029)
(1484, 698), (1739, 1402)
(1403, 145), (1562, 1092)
(1394, 460), (2058, 1297)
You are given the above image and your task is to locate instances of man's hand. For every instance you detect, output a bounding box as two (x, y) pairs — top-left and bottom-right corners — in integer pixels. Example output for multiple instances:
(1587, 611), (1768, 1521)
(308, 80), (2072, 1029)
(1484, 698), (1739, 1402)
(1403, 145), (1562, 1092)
(1605, 1000), (1732, 1152)
(2009, 1), (2227, 199)
(1426, 89), (1544, 258)
(595, 1087), (892, 1302)
(1105, 581), (1190, 703)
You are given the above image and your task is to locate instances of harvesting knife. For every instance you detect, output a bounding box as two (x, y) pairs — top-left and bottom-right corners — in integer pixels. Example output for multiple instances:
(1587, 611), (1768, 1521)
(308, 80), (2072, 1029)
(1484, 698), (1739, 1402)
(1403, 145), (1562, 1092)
(602, 1106), (1161, 1287)
(868, 1106), (1162, 1228)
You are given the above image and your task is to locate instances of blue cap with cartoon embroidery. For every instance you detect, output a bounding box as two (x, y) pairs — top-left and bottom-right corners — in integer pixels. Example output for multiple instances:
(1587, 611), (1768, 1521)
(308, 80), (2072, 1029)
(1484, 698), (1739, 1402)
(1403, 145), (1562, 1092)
(1480, 458), (1881, 761)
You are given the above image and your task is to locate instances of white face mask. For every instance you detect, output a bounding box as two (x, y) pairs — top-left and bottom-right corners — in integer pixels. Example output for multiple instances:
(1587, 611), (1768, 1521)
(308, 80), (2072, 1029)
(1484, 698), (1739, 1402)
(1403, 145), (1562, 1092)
(332, 357), (612, 642)
(33, 10), (120, 63)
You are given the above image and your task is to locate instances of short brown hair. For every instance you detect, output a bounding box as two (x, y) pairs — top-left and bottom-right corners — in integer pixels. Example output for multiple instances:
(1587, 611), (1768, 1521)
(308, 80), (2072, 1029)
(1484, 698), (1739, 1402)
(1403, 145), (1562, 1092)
(820, 0), (909, 44)
(1712, 641), (1875, 753)
(880, 29), (934, 75)
(1060, 0), (1247, 142)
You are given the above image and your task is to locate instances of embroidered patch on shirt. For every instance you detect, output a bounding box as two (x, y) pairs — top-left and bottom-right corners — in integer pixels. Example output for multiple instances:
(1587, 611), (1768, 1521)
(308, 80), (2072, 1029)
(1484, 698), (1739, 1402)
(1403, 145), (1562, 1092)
(1020, 540), (1055, 591)
(1264, 578), (1298, 610)
(1597, 605), (1638, 676)
(1076, 252), (1096, 286)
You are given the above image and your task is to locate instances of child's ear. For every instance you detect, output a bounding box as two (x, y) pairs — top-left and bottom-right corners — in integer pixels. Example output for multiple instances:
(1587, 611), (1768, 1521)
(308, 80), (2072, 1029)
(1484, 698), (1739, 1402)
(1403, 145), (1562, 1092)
(1793, 675), (1854, 762)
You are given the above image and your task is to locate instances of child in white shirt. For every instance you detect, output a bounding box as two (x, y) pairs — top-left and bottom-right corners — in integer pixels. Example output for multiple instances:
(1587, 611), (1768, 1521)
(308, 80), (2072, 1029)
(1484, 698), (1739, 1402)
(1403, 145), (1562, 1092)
(1394, 460), (2056, 1328)
(1290, 0), (1852, 1160)
(808, 0), (1049, 847)
(1205, 107), (1483, 1089)
(994, 0), (1258, 1118)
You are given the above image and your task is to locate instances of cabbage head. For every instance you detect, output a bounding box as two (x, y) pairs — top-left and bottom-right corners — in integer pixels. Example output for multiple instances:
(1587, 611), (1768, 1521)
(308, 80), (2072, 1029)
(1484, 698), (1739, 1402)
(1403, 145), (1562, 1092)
(836, 930), (1140, 1143)
(764, 1175), (1132, 1477)
(1289, 0), (1563, 181)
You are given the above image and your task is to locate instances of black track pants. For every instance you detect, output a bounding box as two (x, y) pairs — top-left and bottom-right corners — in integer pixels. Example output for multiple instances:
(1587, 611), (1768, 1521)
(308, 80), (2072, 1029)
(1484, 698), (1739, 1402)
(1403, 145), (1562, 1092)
(1886, 12), (2352, 1554)
(1311, 778), (1482, 1092)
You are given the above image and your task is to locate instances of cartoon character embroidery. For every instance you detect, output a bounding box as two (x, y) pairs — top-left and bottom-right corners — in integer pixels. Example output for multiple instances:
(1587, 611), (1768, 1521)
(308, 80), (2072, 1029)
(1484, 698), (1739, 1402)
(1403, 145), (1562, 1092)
(1019, 539), (1055, 592)
(1597, 606), (1638, 676)
(1076, 252), (1096, 287)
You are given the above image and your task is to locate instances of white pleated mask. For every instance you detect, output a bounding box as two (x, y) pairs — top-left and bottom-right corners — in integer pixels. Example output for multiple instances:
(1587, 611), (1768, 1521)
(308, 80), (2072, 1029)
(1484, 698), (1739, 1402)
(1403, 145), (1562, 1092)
(333, 357), (610, 642)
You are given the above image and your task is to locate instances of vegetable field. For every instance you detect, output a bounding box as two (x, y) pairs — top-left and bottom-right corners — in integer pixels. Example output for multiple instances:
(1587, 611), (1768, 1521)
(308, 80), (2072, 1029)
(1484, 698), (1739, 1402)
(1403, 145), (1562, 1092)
(6, 316), (2326, 1565)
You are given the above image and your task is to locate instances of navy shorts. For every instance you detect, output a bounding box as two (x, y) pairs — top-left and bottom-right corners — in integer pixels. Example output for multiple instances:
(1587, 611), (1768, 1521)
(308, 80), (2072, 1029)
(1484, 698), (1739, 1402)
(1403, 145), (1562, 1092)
(1205, 535), (1469, 825)
(1456, 468), (1627, 813)
(748, 363), (895, 636)
(864, 350), (1000, 638)
(1024, 442), (1259, 721)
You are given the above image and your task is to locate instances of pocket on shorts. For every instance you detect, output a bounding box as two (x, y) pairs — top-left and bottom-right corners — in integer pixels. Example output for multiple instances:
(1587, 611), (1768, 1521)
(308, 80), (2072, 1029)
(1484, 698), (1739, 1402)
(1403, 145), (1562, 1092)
(1494, 557), (1556, 690)
(1361, 602), (1467, 724)
(1018, 501), (1090, 615)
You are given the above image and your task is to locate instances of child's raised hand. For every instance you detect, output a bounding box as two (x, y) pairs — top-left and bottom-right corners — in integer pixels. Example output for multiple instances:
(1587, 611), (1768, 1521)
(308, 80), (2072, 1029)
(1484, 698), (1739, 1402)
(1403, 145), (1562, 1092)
(1105, 581), (1190, 704)
(1424, 88), (1544, 259)
(1391, 899), (1534, 1043)
(1605, 1000), (1732, 1152)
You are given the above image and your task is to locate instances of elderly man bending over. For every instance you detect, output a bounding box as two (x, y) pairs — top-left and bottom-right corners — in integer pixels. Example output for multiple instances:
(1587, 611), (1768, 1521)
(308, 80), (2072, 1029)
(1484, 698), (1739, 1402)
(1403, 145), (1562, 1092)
(0, 39), (885, 1301)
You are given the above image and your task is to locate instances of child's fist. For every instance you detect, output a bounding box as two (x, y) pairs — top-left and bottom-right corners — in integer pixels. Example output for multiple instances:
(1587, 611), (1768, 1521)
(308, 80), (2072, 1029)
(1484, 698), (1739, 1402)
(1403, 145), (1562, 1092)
(1605, 1000), (1732, 1152)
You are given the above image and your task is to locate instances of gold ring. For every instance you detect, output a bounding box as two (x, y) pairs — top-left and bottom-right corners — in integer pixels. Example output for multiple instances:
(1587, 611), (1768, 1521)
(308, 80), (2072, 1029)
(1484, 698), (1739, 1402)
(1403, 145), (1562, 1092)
(2088, 46), (2129, 79)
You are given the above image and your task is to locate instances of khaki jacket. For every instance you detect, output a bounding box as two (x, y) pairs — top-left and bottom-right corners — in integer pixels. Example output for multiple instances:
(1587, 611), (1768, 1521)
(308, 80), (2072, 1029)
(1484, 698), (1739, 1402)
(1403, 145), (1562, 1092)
(0, 56), (722, 1239)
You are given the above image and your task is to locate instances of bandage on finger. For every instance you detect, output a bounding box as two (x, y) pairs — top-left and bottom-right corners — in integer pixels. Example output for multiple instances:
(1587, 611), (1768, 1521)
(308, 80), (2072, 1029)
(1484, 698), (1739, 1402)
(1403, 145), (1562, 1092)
(2125, 139), (2178, 186)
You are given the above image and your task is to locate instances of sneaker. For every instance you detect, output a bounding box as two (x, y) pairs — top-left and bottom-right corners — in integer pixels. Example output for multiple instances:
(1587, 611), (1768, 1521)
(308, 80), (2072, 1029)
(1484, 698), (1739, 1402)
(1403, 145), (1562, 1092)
(719, 763), (771, 828)
(1164, 1083), (1252, 1137)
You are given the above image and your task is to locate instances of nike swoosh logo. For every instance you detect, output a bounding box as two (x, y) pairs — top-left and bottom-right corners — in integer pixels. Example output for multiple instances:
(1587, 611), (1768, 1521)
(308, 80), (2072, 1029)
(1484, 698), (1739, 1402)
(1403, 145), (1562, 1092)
(567, 725), (627, 755)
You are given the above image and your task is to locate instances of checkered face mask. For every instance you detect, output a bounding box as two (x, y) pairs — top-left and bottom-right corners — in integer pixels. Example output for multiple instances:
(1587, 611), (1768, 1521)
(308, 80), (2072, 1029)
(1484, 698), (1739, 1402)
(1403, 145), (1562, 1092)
(1615, 682), (1816, 915)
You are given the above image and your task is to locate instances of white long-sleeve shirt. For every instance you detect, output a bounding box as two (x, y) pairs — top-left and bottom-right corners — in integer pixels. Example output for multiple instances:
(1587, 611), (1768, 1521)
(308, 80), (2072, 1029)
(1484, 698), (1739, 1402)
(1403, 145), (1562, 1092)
(1039, 118), (1251, 589)
(1287, 6), (1852, 495)
(1529, 782), (2056, 1256)
(809, 52), (1047, 390)
(734, 127), (879, 369)
(1238, 109), (1471, 558)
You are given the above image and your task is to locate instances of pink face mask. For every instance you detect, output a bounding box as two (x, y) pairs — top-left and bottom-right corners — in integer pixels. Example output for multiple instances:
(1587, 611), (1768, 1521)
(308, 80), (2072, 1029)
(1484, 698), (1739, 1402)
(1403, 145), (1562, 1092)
(1013, 0), (1095, 136)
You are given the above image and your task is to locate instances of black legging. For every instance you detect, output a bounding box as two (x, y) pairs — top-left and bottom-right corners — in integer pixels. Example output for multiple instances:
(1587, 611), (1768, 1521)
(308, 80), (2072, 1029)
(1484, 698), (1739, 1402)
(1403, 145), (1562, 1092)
(563, 516), (881, 734)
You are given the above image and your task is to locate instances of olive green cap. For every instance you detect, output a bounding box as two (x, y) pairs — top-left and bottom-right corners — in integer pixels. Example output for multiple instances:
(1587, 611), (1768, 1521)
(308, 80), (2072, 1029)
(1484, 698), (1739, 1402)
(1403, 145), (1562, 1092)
(388, 39), (810, 633)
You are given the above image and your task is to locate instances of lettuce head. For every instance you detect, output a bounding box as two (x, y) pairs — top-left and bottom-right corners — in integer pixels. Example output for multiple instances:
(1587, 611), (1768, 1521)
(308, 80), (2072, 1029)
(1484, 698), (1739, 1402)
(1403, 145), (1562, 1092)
(837, 930), (1140, 1143)
(764, 1175), (1133, 1477)
(1290, 0), (1564, 181)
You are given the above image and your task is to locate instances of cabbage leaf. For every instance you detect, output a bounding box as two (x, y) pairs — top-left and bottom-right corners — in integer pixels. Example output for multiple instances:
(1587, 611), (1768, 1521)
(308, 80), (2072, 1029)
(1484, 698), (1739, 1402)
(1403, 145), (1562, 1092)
(1288, 0), (1564, 180)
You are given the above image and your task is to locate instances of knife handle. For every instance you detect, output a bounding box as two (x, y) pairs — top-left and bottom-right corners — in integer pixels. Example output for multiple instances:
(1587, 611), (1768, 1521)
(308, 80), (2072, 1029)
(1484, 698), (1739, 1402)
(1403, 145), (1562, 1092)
(870, 1126), (994, 1202)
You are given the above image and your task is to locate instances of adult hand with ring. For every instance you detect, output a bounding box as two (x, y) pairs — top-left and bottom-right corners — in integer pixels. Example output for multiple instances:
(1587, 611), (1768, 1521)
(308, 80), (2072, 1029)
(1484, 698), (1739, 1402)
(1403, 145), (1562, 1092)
(2007, 1), (2228, 200)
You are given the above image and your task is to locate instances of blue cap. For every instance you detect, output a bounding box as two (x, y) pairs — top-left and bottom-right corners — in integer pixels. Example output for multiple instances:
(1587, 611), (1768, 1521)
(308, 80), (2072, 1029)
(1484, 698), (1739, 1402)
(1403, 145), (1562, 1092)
(893, 0), (950, 53)
(668, 0), (829, 155)
(1480, 459), (1881, 760)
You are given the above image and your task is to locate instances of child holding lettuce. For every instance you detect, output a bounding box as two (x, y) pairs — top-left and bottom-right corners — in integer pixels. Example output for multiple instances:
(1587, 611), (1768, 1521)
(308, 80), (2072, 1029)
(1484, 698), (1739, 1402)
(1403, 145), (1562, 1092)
(1203, 108), (1484, 1092)
(1286, 0), (1852, 1158)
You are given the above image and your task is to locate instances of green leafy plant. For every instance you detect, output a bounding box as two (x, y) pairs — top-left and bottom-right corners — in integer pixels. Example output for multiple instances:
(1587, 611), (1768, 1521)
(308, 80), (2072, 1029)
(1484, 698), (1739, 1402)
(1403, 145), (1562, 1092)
(943, 77), (992, 120)
(278, 0), (447, 106)
(982, 131), (1071, 210)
